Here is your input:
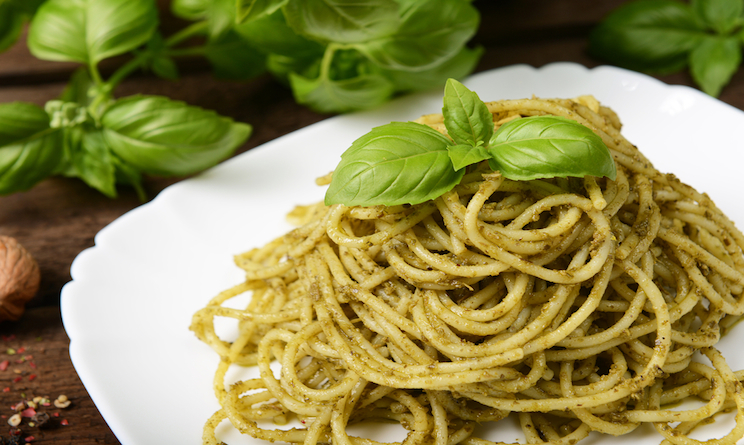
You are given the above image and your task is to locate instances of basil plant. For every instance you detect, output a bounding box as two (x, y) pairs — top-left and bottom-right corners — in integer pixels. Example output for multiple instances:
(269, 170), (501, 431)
(0, 0), (483, 198)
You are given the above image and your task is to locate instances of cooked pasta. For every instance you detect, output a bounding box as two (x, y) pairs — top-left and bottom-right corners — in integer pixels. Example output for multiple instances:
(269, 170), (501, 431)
(191, 96), (744, 445)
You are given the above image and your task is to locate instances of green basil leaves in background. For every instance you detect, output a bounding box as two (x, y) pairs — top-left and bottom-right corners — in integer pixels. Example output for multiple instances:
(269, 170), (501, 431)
(0, 3), (25, 54)
(100, 96), (251, 177)
(689, 35), (742, 97)
(0, 0), (44, 53)
(59, 94), (249, 199)
(0, 103), (63, 195)
(693, 0), (743, 33)
(354, 0), (479, 72)
(237, 0), (287, 23)
(1, 0), (251, 198)
(167, 0), (482, 111)
(196, 0), (481, 112)
(1, 93), (250, 199)
(0, 0), (482, 198)
(325, 79), (617, 207)
(27, 0), (158, 66)
(283, 0), (400, 44)
(590, 0), (744, 97)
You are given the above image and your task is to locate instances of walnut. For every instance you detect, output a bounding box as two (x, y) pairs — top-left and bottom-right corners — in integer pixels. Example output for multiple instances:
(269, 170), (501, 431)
(0, 236), (40, 322)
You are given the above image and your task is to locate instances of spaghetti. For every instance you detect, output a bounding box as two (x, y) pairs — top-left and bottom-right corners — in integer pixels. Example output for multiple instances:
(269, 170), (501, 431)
(191, 96), (744, 445)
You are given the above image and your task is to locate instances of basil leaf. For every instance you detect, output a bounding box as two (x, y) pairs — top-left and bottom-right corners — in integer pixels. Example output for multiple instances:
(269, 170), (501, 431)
(28, 0), (158, 65)
(112, 156), (146, 201)
(78, 130), (117, 198)
(0, 103), (63, 194)
(691, 0), (743, 34)
(140, 32), (180, 80)
(0, 132), (64, 194)
(150, 56), (180, 80)
(205, 31), (266, 80)
(443, 78), (493, 146)
(447, 143), (490, 171)
(60, 128), (117, 198)
(284, 0), (400, 44)
(690, 36), (742, 97)
(383, 46), (483, 93)
(172, 0), (237, 39)
(289, 64), (395, 113)
(354, 0), (479, 71)
(100, 96), (252, 176)
(27, 0), (87, 63)
(487, 116), (616, 182)
(325, 122), (463, 206)
(204, 0), (236, 40)
(589, 0), (706, 73)
(0, 102), (51, 146)
(234, 9), (324, 58)
(266, 53), (318, 83)
(171, 0), (207, 20)
(0, 2), (25, 53)
(0, 0), (43, 52)
(14, 0), (45, 16)
(87, 0), (158, 64)
(237, 0), (287, 23)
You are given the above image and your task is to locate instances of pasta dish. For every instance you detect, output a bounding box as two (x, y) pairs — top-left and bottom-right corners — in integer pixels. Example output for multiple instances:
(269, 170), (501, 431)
(191, 95), (744, 445)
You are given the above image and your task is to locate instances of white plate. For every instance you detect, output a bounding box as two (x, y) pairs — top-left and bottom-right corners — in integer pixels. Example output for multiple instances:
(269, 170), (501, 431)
(61, 62), (744, 445)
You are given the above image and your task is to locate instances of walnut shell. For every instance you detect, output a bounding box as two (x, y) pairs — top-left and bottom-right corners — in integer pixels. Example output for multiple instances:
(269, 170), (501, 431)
(0, 236), (40, 322)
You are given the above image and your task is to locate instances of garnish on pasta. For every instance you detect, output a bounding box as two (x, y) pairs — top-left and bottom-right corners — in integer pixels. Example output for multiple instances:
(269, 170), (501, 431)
(191, 85), (744, 445)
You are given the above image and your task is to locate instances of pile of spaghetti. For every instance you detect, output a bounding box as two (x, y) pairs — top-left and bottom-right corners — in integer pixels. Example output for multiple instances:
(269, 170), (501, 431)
(191, 96), (744, 445)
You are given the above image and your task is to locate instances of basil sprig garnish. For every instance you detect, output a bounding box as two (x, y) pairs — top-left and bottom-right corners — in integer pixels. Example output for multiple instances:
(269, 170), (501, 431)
(325, 79), (617, 207)
(589, 0), (744, 97)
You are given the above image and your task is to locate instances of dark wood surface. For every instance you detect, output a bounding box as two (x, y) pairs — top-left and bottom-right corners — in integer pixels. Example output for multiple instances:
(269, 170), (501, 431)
(0, 1), (742, 443)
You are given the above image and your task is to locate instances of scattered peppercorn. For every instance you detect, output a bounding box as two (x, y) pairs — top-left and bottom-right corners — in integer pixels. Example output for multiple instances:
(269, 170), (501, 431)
(28, 413), (47, 429)
(53, 395), (70, 409)
(6, 414), (19, 427)
(8, 427), (19, 437)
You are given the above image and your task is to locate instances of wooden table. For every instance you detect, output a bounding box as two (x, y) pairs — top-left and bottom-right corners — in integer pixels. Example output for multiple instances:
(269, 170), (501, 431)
(0, 1), (742, 443)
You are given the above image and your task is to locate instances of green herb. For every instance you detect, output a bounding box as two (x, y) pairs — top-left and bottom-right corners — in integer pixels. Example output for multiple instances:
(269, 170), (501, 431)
(0, 0), (44, 53)
(324, 121), (463, 207)
(27, 0), (159, 66)
(0, 0), (482, 198)
(485, 116), (616, 181)
(589, 0), (744, 97)
(0, 0), (251, 198)
(0, 102), (63, 195)
(232, 0), (482, 112)
(325, 79), (617, 207)
(442, 78), (494, 147)
(169, 0), (481, 112)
